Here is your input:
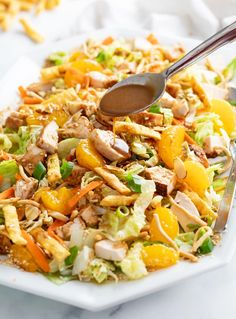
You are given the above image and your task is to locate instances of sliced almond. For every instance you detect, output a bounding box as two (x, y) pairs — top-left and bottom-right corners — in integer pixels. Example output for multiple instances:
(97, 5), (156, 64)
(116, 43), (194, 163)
(174, 157), (187, 179)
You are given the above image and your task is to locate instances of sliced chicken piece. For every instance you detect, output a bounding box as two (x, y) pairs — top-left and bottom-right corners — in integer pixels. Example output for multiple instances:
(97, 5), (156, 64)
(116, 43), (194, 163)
(20, 144), (46, 175)
(203, 135), (226, 157)
(145, 166), (176, 196)
(159, 92), (176, 108)
(67, 100), (97, 116)
(117, 61), (136, 73)
(90, 129), (130, 161)
(37, 121), (58, 154)
(175, 191), (199, 216)
(201, 83), (228, 100)
(189, 144), (209, 168)
(171, 191), (206, 232)
(160, 92), (189, 119)
(88, 71), (117, 88)
(5, 111), (27, 129)
(59, 116), (93, 139)
(80, 205), (98, 227)
(172, 99), (189, 119)
(130, 112), (163, 127)
(95, 239), (128, 261)
(184, 190), (218, 220)
(55, 217), (85, 240)
(14, 178), (38, 199)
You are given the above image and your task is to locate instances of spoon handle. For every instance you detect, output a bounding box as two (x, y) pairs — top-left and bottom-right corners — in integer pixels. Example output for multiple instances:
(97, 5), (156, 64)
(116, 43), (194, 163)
(165, 20), (236, 78)
(214, 140), (236, 232)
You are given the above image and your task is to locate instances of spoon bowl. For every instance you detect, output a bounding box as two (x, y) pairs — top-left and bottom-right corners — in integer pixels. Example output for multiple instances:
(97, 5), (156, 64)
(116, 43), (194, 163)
(99, 21), (236, 117)
(99, 72), (166, 116)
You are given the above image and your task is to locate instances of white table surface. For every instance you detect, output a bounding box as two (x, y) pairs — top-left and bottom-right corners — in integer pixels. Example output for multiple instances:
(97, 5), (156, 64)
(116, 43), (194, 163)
(1, 1), (236, 317)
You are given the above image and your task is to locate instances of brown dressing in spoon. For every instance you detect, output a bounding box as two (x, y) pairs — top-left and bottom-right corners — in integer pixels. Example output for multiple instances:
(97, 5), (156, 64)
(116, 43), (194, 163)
(100, 84), (155, 116)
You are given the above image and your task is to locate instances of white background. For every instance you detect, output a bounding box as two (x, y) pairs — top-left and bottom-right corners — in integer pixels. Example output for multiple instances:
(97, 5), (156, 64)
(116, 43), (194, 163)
(0, 0), (236, 318)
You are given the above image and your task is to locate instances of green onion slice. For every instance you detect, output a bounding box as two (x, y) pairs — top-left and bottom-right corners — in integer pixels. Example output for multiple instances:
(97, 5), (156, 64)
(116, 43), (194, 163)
(60, 160), (74, 179)
(33, 161), (46, 180)
(116, 206), (130, 218)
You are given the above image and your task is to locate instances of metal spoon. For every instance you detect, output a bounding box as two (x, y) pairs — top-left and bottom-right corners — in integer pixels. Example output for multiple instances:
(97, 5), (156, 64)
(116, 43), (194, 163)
(214, 138), (236, 232)
(99, 21), (236, 117)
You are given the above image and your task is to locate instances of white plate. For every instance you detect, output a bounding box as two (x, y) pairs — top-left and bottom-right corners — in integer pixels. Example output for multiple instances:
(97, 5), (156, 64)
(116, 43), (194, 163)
(0, 28), (235, 312)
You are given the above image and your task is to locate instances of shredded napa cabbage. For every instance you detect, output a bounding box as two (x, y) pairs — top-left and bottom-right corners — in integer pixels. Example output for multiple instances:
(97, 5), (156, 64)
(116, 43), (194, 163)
(48, 52), (67, 66)
(194, 121), (214, 146)
(82, 258), (116, 283)
(175, 232), (195, 252)
(206, 163), (223, 184)
(193, 113), (223, 146)
(119, 242), (147, 280)
(0, 134), (13, 151)
(80, 171), (101, 188)
(116, 179), (155, 240)
(0, 160), (19, 191)
(72, 246), (94, 276)
(7, 125), (42, 154)
(223, 57), (236, 80)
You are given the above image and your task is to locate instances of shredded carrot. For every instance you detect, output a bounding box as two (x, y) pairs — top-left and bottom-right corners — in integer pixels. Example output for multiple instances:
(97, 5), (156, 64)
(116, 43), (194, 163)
(172, 118), (196, 145)
(147, 33), (158, 45)
(72, 186), (81, 194)
(48, 220), (65, 244)
(184, 132), (197, 145)
(102, 36), (114, 45)
(23, 96), (42, 104)
(0, 150), (10, 160)
(22, 230), (50, 273)
(18, 86), (27, 98)
(15, 173), (23, 181)
(68, 180), (103, 209)
(0, 187), (14, 200)
(0, 176), (3, 185)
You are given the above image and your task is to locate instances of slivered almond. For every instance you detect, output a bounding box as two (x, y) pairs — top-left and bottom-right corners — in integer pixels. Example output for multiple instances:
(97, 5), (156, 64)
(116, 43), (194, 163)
(174, 157), (187, 179)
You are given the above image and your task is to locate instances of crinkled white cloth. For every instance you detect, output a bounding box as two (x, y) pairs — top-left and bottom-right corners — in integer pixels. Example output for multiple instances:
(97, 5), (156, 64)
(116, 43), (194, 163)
(0, 0), (235, 73)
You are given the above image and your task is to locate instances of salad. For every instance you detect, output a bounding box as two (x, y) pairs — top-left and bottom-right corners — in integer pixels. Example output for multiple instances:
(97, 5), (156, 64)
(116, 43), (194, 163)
(0, 34), (235, 284)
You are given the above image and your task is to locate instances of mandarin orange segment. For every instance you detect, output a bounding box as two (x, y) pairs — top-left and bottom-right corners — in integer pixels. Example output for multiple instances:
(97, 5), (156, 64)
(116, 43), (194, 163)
(76, 139), (105, 170)
(158, 125), (185, 168)
(41, 187), (73, 215)
(26, 110), (69, 127)
(150, 207), (179, 243)
(142, 244), (179, 269)
(210, 99), (236, 135)
(71, 60), (103, 73)
(64, 68), (86, 88)
(184, 160), (210, 196)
